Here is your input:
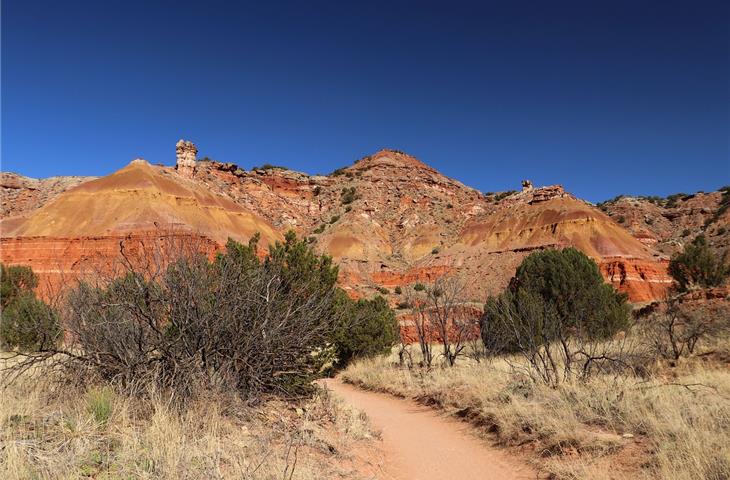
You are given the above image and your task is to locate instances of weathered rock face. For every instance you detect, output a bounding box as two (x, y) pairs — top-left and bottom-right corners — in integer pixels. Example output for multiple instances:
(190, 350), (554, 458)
(0, 232), (221, 298)
(598, 191), (730, 257)
(599, 257), (672, 303)
(175, 139), (198, 178)
(0, 159), (280, 289)
(1, 146), (675, 309)
(1, 172), (94, 218)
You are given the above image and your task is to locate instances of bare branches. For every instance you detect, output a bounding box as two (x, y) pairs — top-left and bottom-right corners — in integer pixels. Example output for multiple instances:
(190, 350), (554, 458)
(645, 295), (729, 361)
(2, 231), (345, 402)
(405, 275), (476, 367)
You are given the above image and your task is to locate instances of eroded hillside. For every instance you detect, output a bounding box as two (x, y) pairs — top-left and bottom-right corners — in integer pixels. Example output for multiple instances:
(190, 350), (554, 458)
(0, 142), (677, 304)
(598, 189), (730, 257)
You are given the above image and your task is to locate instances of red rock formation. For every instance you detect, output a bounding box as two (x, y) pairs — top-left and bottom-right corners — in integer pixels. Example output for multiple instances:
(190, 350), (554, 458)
(1, 172), (94, 218)
(599, 191), (729, 257)
(0, 157), (280, 294)
(0, 232), (222, 299)
(599, 257), (671, 303)
(1, 146), (676, 313)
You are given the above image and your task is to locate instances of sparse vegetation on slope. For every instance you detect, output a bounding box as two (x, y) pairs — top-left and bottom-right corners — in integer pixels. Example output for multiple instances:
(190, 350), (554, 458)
(340, 186), (358, 205)
(668, 235), (729, 291)
(252, 163), (287, 170)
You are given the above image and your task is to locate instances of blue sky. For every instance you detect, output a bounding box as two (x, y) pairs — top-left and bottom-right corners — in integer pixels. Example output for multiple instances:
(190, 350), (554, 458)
(2, 0), (729, 202)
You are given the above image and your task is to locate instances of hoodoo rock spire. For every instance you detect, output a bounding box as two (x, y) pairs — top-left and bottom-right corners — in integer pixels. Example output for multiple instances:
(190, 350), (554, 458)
(176, 139), (198, 177)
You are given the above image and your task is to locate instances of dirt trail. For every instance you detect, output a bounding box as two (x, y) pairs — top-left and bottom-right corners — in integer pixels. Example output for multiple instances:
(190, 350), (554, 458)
(323, 378), (537, 480)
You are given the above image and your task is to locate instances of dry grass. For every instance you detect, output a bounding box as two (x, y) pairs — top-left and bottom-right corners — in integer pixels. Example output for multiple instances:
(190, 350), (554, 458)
(342, 344), (730, 480)
(0, 355), (376, 480)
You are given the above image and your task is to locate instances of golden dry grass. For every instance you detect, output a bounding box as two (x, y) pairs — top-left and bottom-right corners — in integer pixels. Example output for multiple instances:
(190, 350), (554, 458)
(0, 355), (375, 480)
(342, 344), (730, 480)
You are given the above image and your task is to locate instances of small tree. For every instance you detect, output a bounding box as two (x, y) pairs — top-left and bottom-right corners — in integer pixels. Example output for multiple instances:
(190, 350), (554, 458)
(404, 277), (473, 367)
(1, 264), (38, 308)
(0, 264), (60, 351)
(0, 294), (60, 351)
(668, 235), (729, 292)
(481, 248), (631, 385)
(405, 287), (433, 368)
(332, 294), (398, 366)
(424, 276), (470, 366)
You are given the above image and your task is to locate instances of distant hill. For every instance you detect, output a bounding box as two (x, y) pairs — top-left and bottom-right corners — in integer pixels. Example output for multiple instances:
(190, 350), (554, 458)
(1, 143), (685, 305)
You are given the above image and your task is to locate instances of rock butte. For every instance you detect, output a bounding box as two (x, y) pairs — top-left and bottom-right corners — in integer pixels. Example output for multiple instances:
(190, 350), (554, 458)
(1, 142), (680, 318)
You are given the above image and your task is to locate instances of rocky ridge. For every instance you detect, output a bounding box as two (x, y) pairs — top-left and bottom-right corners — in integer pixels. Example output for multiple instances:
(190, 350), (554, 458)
(1, 143), (682, 306)
(598, 189), (730, 257)
(1, 172), (95, 219)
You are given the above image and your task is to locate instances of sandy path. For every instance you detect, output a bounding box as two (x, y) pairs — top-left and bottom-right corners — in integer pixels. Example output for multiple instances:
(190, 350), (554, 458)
(323, 378), (537, 480)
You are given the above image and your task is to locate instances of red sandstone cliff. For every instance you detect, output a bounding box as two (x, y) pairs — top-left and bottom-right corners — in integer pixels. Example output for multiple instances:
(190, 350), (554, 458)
(0, 159), (280, 289)
(1, 145), (675, 307)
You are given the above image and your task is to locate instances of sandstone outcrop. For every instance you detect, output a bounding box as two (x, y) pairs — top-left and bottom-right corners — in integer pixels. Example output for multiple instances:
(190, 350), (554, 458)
(599, 191), (729, 257)
(1, 145), (677, 313)
(1, 172), (94, 218)
(1, 158), (280, 289)
(175, 139), (198, 178)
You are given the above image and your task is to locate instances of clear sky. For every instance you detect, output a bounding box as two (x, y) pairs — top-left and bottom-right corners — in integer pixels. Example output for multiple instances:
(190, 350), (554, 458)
(2, 0), (729, 202)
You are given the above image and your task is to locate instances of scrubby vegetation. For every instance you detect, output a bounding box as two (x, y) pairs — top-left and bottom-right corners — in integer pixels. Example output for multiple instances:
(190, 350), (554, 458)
(341, 246), (730, 479)
(1, 355), (375, 479)
(343, 341), (730, 480)
(482, 248), (630, 385)
(1, 234), (396, 478)
(0, 264), (60, 351)
(493, 190), (517, 202)
(644, 296), (729, 361)
(252, 163), (287, 170)
(706, 185), (730, 225)
(2, 229), (728, 479)
(332, 295), (398, 367)
(2, 233), (396, 400)
(668, 234), (729, 291)
(340, 186), (358, 205)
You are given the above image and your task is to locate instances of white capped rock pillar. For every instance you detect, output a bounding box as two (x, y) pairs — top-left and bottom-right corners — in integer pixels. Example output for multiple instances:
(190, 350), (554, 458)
(176, 139), (198, 177)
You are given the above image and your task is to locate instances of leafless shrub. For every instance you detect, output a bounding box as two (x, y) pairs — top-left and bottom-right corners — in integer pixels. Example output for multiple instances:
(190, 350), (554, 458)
(465, 333), (487, 363)
(397, 330), (414, 369)
(645, 295), (730, 361)
(424, 276), (472, 366)
(405, 288), (434, 368)
(3, 231), (344, 403)
(405, 276), (476, 367)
